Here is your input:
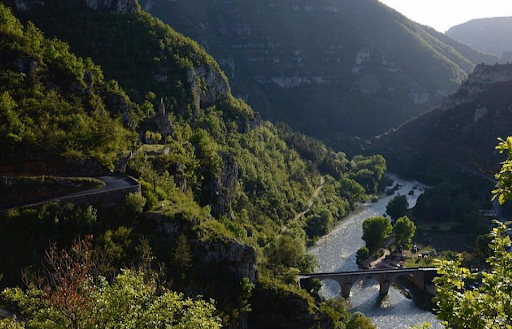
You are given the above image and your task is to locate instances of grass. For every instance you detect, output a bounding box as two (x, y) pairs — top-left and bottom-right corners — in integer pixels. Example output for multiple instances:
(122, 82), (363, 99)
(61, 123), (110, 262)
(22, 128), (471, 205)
(417, 221), (459, 231)
(139, 144), (166, 154)
(404, 246), (437, 268)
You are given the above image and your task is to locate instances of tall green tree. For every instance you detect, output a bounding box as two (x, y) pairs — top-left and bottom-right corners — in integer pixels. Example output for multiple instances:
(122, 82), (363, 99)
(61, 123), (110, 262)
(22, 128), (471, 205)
(386, 195), (409, 220)
(392, 216), (416, 249)
(173, 233), (193, 269)
(362, 216), (392, 252)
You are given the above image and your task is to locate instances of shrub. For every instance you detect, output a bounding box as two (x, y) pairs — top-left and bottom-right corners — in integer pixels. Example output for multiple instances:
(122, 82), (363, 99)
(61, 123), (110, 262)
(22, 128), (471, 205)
(125, 192), (146, 213)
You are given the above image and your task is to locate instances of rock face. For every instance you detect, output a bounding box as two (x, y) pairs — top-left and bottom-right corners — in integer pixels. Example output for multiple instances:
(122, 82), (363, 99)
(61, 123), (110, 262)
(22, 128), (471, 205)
(145, 212), (200, 239)
(104, 92), (134, 123)
(140, 100), (174, 138)
(200, 153), (238, 218)
(187, 65), (230, 116)
(442, 64), (512, 111)
(473, 107), (488, 123)
(85, 0), (139, 13)
(13, 0), (139, 13)
(191, 240), (257, 283)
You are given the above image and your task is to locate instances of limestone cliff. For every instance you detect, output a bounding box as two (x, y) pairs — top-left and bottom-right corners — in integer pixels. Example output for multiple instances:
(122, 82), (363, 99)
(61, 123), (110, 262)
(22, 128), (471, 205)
(200, 153), (238, 219)
(13, 0), (139, 13)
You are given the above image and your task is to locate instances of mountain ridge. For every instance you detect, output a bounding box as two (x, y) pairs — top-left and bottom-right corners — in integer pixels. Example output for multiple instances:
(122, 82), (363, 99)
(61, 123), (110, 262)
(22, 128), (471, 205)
(446, 17), (512, 58)
(140, 0), (498, 139)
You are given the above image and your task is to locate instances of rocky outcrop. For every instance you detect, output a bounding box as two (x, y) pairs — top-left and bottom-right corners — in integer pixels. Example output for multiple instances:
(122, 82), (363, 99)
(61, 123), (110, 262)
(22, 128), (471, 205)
(85, 0), (139, 13)
(191, 240), (257, 283)
(12, 0), (139, 13)
(200, 153), (238, 218)
(187, 65), (230, 116)
(104, 92), (133, 122)
(139, 101), (174, 138)
(145, 212), (199, 239)
(442, 64), (512, 111)
(13, 0), (43, 11)
(473, 106), (488, 123)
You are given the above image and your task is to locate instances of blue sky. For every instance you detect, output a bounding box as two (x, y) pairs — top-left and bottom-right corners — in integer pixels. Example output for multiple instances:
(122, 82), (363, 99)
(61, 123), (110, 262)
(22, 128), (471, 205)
(379, 0), (512, 32)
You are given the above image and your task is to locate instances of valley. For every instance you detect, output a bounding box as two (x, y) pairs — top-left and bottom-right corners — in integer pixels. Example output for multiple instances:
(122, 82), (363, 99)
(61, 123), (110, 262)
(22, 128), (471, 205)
(0, 0), (511, 328)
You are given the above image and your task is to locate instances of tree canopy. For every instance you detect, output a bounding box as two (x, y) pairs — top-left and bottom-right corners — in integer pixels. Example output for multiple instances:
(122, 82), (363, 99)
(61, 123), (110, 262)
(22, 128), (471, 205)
(386, 195), (409, 220)
(362, 216), (392, 252)
(392, 216), (416, 249)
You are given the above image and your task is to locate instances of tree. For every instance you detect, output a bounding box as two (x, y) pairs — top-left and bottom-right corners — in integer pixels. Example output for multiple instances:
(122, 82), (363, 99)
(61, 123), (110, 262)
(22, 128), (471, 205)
(347, 311), (376, 329)
(392, 216), (416, 249)
(362, 216), (392, 252)
(173, 233), (193, 269)
(356, 247), (370, 266)
(475, 233), (493, 260)
(125, 191), (146, 213)
(386, 195), (409, 220)
(433, 138), (512, 328)
(151, 132), (162, 144)
(434, 221), (511, 328)
(0, 237), (221, 329)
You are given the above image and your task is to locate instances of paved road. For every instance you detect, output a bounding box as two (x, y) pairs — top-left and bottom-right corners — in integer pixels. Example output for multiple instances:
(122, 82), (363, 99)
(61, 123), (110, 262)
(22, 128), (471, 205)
(0, 176), (139, 211)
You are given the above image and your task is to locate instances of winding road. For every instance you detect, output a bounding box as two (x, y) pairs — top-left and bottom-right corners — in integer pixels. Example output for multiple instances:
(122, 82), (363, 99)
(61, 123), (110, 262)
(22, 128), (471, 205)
(0, 176), (139, 211)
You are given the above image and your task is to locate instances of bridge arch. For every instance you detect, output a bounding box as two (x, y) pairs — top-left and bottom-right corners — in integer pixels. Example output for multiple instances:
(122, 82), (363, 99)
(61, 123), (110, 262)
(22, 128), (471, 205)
(318, 278), (342, 298)
(298, 268), (437, 299)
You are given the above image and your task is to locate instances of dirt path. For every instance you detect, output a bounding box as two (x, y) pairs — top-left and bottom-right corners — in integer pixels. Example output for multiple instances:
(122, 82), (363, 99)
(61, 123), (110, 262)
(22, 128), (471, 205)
(369, 249), (390, 269)
(280, 176), (325, 235)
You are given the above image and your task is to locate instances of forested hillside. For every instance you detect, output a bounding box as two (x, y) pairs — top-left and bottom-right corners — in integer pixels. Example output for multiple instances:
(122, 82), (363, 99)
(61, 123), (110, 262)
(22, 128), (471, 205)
(0, 2), (385, 327)
(139, 0), (497, 139)
(378, 63), (512, 171)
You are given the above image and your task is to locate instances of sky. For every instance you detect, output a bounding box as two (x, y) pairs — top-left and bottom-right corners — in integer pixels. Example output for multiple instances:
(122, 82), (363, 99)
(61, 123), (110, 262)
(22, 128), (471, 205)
(379, 0), (512, 33)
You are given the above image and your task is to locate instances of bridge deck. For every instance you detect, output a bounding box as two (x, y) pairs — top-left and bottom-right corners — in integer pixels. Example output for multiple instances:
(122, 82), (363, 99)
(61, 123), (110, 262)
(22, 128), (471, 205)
(299, 267), (437, 279)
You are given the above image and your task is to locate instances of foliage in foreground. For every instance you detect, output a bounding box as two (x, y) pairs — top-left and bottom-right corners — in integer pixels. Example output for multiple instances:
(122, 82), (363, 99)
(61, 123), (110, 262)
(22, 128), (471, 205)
(433, 138), (512, 329)
(0, 238), (221, 329)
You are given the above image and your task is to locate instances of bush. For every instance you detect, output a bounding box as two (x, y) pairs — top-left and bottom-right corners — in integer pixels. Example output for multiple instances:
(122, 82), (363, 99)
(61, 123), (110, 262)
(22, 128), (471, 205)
(356, 247), (370, 266)
(125, 192), (146, 213)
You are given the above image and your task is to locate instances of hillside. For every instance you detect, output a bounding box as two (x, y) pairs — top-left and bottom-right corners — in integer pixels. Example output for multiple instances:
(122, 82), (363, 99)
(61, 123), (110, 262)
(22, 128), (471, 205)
(0, 5), (138, 169)
(447, 17), (512, 59)
(138, 0), (497, 139)
(378, 63), (512, 171)
(0, 2), (385, 328)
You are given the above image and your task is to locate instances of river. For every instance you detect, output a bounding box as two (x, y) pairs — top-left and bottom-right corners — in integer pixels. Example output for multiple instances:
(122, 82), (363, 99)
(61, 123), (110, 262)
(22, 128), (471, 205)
(309, 173), (443, 329)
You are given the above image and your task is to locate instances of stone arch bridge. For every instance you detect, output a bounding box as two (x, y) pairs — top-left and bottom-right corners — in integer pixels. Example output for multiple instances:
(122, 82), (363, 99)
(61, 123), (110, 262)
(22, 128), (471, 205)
(298, 267), (438, 298)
